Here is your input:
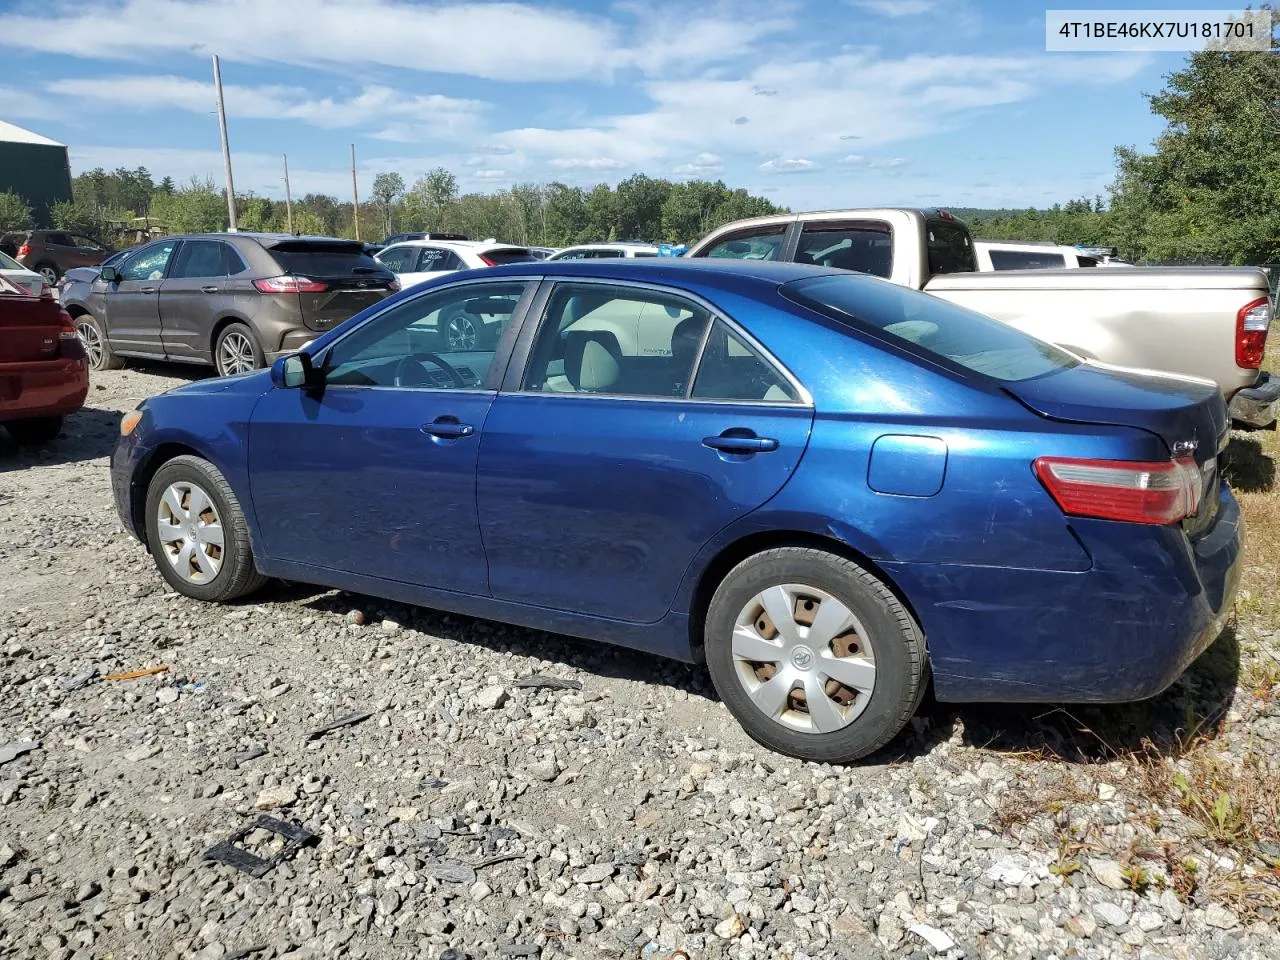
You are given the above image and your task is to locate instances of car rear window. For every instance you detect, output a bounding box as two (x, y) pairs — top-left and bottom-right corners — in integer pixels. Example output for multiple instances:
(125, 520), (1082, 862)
(267, 241), (386, 277)
(926, 219), (976, 275)
(988, 249), (1068, 270)
(482, 249), (538, 265)
(781, 274), (1078, 383)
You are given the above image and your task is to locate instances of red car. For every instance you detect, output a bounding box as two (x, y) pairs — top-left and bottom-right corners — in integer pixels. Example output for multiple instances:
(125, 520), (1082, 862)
(0, 274), (89, 445)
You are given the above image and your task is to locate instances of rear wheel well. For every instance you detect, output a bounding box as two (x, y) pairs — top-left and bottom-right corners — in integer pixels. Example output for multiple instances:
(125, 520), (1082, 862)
(687, 530), (924, 664)
(128, 442), (204, 539)
(209, 317), (246, 355)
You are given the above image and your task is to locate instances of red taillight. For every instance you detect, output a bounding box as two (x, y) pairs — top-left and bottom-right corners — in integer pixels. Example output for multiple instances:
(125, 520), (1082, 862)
(39, 281), (53, 299)
(1034, 456), (1202, 526)
(17, 242), (30, 259)
(56, 311), (86, 361)
(1236, 296), (1271, 369)
(253, 275), (328, 294)
(478, 254), (495, 266)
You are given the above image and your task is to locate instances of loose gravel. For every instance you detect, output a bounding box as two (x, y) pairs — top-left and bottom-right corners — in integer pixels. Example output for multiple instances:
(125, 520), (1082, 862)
(1, 366), (1277, 960)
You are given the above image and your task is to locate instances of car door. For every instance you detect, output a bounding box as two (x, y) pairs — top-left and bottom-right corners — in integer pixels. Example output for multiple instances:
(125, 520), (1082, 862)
(375, 243), (423, 287)
(158, 239), (230, 361)
(102, 239), (179, 355)
(477, 280), (815, 623)
(247, 278), (535, 593)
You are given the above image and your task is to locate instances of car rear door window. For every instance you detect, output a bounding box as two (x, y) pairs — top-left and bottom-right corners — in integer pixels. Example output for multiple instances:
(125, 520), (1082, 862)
(417, 247), (449, 272)
(324, 281), (530, 389)
(782, 274), (1077, 382)
(692, 319), (800, 402)
(523, 283), (712, 398)
(988, 249), (1068, 270)
(796, 223), (892, 277)
(700, 227), (787, 261)
(120, 240), (178, 282)
(170, 240), (228, 279)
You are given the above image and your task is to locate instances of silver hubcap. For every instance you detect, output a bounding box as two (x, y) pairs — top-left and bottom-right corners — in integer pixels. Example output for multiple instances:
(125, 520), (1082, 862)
(39, 267), (57, 284)
(217, 332), (256, 376)
(155, 482), (224, 584)
(76, 321), (103, 367)
(446, 314), (477, 350)
(732, 584), (877, 734)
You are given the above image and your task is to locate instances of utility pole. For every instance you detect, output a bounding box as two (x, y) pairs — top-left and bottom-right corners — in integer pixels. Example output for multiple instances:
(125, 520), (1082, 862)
(283, 154), (294, 234)
(350, 143), (360, 241)
(212, 55), (237, 231)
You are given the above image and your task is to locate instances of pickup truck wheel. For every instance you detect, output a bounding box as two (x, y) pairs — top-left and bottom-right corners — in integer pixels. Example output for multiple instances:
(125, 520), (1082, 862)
(5, 416), (63, 446)
(704, 547), (927, 763)
(214, 323), (265, 377)
(74, 314), (124, 370)
(145, 455), (267, 602)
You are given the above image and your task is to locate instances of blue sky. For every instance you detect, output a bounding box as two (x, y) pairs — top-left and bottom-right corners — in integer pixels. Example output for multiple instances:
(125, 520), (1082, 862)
(0, 0), (1219, 209)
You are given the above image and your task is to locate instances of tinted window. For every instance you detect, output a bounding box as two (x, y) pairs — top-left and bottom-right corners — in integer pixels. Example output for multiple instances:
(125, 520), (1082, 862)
(988, 249), (1068, 270)
(120, 240), (178, 282)
(417, 247), (450, 272)
(1077, 256), (1099, 268)
(224, 244), (249, 275)
(71, 235), (103, 250)
(376, 244), (419, 272)
(269, 242), (384, 277)
(46, 232), (75, 247)
(782, 275), (1078, 382)
(324, 281), (529, 389)
(482, 249), (537, 265)
(797, 225), (892, 278)
(701, 228), (787, 261)
(554, 250), (587, 260)
(926, 219), (976, 275)
(439, 250), (465, 271)
(170, 240), (228, 279)
(523, 284), (711, 398)
(633, 251), (658, 257)
(693, 319), (799, 402)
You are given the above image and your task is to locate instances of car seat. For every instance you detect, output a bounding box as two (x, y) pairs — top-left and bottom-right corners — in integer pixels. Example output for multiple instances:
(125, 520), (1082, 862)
(563, 330), (622, 392)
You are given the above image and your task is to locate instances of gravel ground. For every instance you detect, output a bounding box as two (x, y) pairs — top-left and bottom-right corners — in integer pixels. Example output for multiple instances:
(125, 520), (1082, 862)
(1, 366), (1277, 960)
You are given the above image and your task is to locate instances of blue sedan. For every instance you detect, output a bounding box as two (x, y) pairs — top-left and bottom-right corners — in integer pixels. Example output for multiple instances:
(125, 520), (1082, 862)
(111, 259), (1242, 762)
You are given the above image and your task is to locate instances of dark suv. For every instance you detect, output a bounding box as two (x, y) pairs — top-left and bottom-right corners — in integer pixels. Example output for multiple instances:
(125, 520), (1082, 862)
(0, 230), (114, 284)
(62, 233), (399, 377)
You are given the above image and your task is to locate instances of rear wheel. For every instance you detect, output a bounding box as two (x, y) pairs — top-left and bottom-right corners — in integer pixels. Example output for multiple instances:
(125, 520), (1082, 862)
(35, 262), (59, 285)
(704, 547), (926, 763)
(74, 313), (124, 370)
(214, 323), (264, 377)
(145, 455), (267, 602)
(4, 416), (63, 446)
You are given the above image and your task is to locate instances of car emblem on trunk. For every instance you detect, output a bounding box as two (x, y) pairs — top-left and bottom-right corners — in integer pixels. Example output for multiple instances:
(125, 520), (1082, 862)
(1172, 439), (1198, 456)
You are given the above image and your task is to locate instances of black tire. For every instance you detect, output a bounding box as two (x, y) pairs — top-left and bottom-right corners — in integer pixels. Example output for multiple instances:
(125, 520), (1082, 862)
(703, 547), (927, 763)
(5, 416), (63, 446)
(213, 322), (265, 377)
(35, 262), (60, 285)
(73, 312), (125, 371)
(144, 455), (267, 602)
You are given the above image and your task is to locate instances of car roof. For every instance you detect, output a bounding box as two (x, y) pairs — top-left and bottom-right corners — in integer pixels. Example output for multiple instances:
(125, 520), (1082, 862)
(559, 242), (660, 251)
(383, 238), (527, 251)
(480, 256), (847, 294)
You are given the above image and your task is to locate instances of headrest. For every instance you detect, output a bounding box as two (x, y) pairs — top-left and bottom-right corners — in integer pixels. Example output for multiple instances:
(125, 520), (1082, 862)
(563, 330), (621, 392)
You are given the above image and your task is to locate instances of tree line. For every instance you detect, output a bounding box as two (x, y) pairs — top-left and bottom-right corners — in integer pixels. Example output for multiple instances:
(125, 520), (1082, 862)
(2, 34), (1274, 265)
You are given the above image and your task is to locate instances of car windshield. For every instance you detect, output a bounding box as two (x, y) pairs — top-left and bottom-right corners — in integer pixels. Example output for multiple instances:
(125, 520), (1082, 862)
(782, 275), (1078, 382)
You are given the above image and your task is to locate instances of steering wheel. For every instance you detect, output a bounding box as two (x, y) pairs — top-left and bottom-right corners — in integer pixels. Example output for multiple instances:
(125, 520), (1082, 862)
(392, 353), (466, 388)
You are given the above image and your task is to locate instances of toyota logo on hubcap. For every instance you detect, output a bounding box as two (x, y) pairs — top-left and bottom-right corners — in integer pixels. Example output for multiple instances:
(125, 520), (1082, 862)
(790, 646), (814, 671)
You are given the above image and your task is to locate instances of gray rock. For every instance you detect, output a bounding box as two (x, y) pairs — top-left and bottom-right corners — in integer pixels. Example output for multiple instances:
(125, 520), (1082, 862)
(472, 685), (509, 710)
(1093, 902), (1128, 928)
(574, 863), (615, 885)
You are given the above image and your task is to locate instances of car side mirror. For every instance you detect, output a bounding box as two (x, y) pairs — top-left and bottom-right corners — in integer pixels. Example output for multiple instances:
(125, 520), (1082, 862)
(271, 352), (317, 389)
(100, 265), (120, 283)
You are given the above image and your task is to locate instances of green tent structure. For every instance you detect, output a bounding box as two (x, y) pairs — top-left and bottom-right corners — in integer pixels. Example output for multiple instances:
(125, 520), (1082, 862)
(0, 120), (73, 227)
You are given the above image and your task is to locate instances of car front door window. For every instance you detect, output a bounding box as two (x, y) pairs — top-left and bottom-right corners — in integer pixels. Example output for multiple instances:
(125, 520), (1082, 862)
(121, 241), (177, 282)
(701, 228), (787, 261)
(324, 281), (530, 389)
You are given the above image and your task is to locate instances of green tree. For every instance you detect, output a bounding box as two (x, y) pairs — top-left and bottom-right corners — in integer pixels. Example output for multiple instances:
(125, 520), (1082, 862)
(543, 182), (587, 245)
(50, 199), (100, 236)
(1109, 22), (1280, 264)
(291, 209), (328, 237)
(404, 168), (459, 231)
(615, 174), (670, 242)
(371, 172), (405, 238)
(0, 191), (33, 232)
(237, 195), (283, 233)
(149, 178), (227, 233)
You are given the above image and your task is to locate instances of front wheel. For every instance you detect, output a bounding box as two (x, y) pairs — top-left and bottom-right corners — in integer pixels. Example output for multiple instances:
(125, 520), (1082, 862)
(145, 455), (267, 602)
(5, 416), (63, 446)
(214, 323), (265, 377)
(74, 313), (124, 370)
(704, 547), (927, 763)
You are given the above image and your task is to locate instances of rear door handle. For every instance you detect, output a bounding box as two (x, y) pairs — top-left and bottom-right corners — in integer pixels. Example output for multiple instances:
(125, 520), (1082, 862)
(201, 285), (218, 294)
(702, 432), (779, 454)
(421, 417), (475, 439)
(140, 286), (156, 293)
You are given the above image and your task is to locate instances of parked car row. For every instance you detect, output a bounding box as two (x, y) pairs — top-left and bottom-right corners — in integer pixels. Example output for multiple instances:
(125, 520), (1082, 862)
(0, 228), (114, 284)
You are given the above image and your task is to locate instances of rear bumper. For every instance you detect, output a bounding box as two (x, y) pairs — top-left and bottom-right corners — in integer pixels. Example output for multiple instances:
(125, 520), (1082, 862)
(1228, 371), (1279, 429)
(886, 488), (1244, 702)
(0, 357), (89, 423)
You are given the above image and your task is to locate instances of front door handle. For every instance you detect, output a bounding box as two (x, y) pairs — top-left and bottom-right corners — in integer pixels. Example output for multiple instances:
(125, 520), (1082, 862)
(421, 417), (475, 439)
(702, 431), (779, 454)
(201, 285), (218, 294)
(139, 286), (157, 293)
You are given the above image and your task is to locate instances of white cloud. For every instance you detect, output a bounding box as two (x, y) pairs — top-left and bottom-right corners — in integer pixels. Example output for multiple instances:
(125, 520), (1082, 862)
(838, 154), (865, 165)
(673, 152), (724, 175)
(868, 157), (908, 169)
(849, 0), (936, 16)
(547, 157), (629, 170)
(472, 169), (509, 180)
(759, 158), (819, 175)
(46, 76), (487, 138)
(0, 86), (59, 119)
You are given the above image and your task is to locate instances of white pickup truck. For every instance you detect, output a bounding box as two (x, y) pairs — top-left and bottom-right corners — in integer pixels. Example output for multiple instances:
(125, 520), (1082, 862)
(974, 239), (1131, 270)
(688, 208), (1278, 427)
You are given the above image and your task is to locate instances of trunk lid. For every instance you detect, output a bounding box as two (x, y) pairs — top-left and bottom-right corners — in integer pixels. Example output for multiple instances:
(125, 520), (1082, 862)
(266, 240), (398, 332)
(0, 290), (64, 363)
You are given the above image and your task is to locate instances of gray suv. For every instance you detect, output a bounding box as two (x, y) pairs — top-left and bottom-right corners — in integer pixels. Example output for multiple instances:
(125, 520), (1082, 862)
(62, 233), (399, 377)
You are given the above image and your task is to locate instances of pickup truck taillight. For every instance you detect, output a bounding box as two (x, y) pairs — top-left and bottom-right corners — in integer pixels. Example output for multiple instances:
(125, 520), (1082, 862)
(1034, 456), (1202, 526)
(1236, 297), (1271, 368)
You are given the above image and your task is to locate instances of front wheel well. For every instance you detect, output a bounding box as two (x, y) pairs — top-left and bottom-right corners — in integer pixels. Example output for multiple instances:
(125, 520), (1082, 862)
(686, 530), (924, 664)
(127, 442), (204, 539)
